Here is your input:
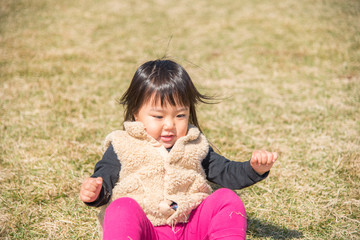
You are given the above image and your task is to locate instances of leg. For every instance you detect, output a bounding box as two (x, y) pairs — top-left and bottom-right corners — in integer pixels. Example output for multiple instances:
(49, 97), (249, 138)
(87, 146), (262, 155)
(102, 197), (158, 240)
(185, 188), (247, 240)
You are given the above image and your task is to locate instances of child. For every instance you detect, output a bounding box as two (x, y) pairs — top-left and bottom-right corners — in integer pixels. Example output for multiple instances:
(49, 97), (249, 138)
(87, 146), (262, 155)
(80, 59), (278, 240)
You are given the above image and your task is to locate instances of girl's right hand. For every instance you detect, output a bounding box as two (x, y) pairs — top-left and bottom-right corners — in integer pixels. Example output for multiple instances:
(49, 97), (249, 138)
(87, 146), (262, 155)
(80, 177), (103, 203)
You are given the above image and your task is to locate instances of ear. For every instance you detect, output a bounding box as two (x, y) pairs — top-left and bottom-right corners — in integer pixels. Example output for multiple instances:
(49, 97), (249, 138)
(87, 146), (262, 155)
(133, 113), (138, 121)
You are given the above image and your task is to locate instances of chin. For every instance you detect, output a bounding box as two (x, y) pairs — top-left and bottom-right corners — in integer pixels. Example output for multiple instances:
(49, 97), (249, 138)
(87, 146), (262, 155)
(162, 143), (174, 149)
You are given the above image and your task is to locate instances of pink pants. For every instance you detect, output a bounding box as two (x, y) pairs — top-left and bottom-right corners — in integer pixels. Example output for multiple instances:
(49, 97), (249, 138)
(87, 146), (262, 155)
(102, 188), (247, 240)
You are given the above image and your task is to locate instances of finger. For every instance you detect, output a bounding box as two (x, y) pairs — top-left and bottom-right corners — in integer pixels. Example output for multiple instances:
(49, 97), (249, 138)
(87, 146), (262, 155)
(80, 191), (92, 202)
(86, 177), (102, 189)
(81, 193), (96, 203)
(266, 151), (273, 165)
(80, 195), (91, 202)
(251, 152), (258, 164)
(95, 177), (103, 187)
(254, 154), (261, 166)
(260, 151), (268, 165)
(83, 189), (97, 200)
(272, 152), (278, 162)
(255, 155), (260, 166)
(83, 182), (97, 192)
(82, 178), (96, 188)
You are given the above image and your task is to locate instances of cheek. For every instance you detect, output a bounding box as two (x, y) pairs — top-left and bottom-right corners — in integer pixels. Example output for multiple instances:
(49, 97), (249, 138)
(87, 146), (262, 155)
(144, 121), (162, 137)
(178, 122), (189, 137)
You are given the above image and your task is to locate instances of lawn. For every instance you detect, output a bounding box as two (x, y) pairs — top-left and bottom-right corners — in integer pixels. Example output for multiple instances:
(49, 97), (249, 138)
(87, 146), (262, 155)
(1, 0), (359, 239)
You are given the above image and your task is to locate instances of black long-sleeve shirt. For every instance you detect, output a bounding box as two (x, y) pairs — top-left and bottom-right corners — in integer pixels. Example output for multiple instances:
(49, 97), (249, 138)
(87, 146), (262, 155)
(86, 144), (269, 207)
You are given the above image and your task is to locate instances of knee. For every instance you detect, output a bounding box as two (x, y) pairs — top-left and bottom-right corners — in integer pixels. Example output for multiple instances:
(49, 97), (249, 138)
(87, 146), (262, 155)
(106, 197), (142, 216)
(213, 188), (241, 199)
(103, 198), (147, 238)
(212, 188), (245, 206)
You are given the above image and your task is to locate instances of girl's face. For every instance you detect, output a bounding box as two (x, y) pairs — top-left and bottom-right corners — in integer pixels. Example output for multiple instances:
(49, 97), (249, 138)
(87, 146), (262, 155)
(134, 96), (190, 149)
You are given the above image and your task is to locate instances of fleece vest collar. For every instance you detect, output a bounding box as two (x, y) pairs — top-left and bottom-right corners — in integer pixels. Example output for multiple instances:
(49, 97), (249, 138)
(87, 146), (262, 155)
(123, 121), (205, 148)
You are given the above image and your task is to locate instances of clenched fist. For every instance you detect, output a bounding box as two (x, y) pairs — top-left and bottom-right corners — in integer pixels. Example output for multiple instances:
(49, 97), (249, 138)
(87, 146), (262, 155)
(250, 150), (278, 175)
(80, 177), (103, 203)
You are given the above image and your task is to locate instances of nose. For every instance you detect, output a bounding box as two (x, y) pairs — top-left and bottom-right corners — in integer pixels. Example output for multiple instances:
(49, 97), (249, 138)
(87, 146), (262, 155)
(163, 117), (175, 130)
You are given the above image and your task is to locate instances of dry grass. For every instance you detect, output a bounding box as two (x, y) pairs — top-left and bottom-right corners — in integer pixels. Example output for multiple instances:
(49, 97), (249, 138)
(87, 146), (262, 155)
(1, 0), (359, 239)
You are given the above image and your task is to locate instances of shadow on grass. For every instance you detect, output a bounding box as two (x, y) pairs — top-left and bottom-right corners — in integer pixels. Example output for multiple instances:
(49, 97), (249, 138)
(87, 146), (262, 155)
(247, 217), (303, 239)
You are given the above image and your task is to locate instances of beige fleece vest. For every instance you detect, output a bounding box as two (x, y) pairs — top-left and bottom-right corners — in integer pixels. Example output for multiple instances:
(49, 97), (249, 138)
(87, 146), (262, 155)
(98, 121), (212, 227)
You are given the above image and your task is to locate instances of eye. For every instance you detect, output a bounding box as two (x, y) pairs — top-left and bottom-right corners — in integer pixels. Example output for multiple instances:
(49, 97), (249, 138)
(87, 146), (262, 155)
(177, 114), (186, 118)
(153, 115), (163, 119)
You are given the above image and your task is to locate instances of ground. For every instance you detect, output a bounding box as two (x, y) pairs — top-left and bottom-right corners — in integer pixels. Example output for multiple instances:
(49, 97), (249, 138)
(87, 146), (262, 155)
(1, 0), (359, 239)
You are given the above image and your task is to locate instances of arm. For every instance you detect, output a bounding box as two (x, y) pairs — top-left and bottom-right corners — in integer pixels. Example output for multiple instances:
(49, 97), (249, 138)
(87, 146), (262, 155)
(202, 147), (274, 189)
(82, 144), (121, 207)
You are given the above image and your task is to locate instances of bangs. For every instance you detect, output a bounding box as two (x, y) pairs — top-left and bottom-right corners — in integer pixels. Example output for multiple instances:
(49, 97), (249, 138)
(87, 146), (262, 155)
(144, 81), (191, 108)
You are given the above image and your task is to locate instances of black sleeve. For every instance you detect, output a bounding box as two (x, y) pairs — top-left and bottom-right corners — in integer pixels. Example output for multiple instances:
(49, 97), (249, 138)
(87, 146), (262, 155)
(202, 147), (269, 189)
(85, 144), (121, 207)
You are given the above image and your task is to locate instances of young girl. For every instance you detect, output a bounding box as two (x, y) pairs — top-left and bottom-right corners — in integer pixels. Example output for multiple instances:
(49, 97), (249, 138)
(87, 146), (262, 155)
(80, 59), (278, 240)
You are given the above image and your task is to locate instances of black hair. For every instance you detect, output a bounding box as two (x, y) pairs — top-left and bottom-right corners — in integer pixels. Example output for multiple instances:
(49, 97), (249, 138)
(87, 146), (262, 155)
(119, 59), (212, 132)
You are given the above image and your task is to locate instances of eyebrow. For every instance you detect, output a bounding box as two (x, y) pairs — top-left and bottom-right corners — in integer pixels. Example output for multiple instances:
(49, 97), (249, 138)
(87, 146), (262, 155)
(150, 107), (189, 112)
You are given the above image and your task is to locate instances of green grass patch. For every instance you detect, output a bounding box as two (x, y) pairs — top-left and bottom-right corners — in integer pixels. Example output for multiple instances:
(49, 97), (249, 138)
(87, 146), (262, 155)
(1, 0), (359, 239)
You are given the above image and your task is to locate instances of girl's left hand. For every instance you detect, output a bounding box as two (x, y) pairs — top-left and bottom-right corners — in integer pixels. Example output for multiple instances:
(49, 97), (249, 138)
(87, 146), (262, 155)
(250, 150), (278, 175)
